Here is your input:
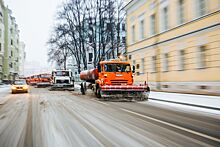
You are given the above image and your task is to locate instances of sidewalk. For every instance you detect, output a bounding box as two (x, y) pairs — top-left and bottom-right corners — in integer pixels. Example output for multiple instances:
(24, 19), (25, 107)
(0, 85), (10, 93)
(74, 82), (220, 109)
(149, 91), (220, 110)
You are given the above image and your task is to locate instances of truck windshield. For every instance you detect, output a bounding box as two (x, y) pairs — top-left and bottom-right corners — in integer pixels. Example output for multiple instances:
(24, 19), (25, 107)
(40, 75), (51, 78)
(104, 64), (131, 72)
(54, 71), (69, 76)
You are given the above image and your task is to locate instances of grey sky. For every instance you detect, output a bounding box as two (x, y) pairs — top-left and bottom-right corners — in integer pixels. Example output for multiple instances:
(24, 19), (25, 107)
(4, 0), (63, 69)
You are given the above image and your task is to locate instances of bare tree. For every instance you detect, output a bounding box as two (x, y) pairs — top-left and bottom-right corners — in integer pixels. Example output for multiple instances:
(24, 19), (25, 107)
(47, 29), (70, 70)
(48, 0), (126, 71)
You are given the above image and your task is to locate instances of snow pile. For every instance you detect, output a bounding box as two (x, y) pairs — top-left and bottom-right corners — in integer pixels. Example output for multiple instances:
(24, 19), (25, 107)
(149, 92), (220, 109)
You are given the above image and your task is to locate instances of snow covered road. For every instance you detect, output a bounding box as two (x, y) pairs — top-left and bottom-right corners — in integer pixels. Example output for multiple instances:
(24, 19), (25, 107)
(0, 87), (219, 147)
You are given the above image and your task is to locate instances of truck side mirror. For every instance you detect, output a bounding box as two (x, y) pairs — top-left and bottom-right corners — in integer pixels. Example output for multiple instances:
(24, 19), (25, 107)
(132, 65), (135, 73)
(98, 64), (101, 72)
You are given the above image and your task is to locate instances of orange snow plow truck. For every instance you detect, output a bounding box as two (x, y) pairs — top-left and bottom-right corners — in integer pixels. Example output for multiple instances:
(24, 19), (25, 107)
(80, 59), (150, 101)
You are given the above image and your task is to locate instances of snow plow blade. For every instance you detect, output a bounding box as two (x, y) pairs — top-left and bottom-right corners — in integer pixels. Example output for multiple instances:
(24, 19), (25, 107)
(36, 82), (51, 88)
(100, 85), (150, 101)
(49, 84), (74, 91)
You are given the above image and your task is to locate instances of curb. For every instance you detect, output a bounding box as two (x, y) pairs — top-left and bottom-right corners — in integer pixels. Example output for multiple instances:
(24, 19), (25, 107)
(149, 97), (220, 111)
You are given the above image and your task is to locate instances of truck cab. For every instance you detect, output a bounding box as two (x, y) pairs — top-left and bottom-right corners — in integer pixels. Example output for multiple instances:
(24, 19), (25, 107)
(98, 60), (134, 86)
(80, 59), (149, 100)
(50, 69), (74, 91)
(29, 75), (40, 86)
(36, 73), (52, 88)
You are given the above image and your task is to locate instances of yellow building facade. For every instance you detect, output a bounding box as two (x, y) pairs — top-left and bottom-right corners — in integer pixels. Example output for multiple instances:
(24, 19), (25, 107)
(125, 0), (220, 95)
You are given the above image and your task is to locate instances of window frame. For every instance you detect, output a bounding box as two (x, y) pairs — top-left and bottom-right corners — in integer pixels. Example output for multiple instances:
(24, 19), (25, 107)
(177, 0), (184, 24)
(131, 25), (135, 43)
(197, 45), (206, 69)
(139, 19), (145, 40)
(150, 14), (156, 35)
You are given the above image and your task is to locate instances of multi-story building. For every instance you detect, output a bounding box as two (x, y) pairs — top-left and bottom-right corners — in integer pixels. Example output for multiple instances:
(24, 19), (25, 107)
(2, 3), (10, 82)
(0, 0), (4, 82)
(0, 2), (24, 83)
(19, 41), (26, 77)
(125, 0), (220, 95)
(11, 21), (20, 77)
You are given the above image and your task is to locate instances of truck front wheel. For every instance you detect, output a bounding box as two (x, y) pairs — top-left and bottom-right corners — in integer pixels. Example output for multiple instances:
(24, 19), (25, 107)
(80, 83), (85, 95)
(96, 87), (102, 98)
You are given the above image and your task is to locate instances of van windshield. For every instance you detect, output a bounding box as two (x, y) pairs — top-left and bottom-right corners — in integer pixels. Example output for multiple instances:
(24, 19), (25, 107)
(104, 64), (131, 72)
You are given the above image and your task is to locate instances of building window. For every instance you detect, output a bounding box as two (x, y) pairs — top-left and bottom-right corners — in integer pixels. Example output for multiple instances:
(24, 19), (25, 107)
(197, 46), (206, 68)
(11, 39), (13, 45)
(139, 19), (145, 40)
(122, 37), (126, 44)
(163, 53), (169, 72)
(89, 36), (92, 43)
(178, 0), (184, 24)
(128, 55), (132, 60)
(10, 28), (13, 34)
(151, 56), (157, 72)
(197, 0), (206, 17)
(136, 64), (140, 69)
(132, 60), (136, 67)
(161, 7), (168, 31)
(0, 57), (2, 65)
(11, 51), (13, 57)
(117, 23), (120, 31)
(0, 43), (1, 51)
(179, 50), (185, 70)
(122, 23), (125, 31)
(107, 52), (111, 59)
(141, 58), (145, 74)
(9, 62), (13, 68)
(88, 53), (93, 62)
(0, 29), (2, 38)
(131, 25), (135, 43)
(150, 14), (156, 35)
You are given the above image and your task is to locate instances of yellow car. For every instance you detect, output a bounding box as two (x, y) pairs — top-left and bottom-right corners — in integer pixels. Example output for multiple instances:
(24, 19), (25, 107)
(11, 79), (29, 94)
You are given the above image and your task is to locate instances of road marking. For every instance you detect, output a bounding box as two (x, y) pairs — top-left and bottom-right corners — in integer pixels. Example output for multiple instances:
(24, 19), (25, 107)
(92, 99), (109, 106)
(120, 108), (220, 143)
